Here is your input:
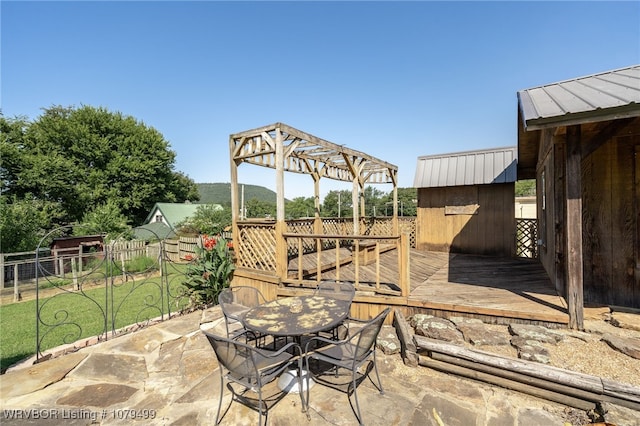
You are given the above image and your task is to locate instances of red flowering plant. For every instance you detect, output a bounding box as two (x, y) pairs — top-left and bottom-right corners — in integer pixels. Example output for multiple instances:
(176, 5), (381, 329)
(184, 234), (235, 307)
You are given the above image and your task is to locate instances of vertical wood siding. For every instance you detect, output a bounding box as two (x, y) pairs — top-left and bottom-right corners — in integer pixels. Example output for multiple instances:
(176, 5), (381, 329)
(582, 133), (639, 307)
(415, 183), (515, 256)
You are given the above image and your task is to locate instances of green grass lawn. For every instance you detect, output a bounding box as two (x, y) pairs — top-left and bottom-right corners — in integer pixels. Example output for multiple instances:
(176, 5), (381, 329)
(0, 268), (191, 372)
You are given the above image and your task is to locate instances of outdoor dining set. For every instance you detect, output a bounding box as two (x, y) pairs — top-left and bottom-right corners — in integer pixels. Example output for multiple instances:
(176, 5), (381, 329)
(202, 283), (391, 426)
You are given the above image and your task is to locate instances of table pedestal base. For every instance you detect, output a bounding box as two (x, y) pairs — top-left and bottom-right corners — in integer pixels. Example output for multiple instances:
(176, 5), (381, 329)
(277, 369), (314, 394)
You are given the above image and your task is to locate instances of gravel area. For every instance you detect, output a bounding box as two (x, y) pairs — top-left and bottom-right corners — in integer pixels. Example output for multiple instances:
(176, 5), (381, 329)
(463, 318), (640, 387)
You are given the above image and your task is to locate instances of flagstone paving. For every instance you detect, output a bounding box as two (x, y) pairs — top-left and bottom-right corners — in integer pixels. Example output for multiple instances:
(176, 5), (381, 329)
(1, 306), (637, 425)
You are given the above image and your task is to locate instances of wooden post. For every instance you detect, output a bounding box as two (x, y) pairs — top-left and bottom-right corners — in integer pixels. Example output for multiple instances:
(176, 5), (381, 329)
(229, 135), (240, 252)
(399, 232), (410, 296)
(313, 172), (322, 235)
(352, 179), (359, 235)
(275, 127), (287, 280)
(71, 257), (79, 290)
(565, 125), (584, 330)
(13, 263), (20, 302)
(0, 253), (4, 294)
(554, 139), (566, 296)
(392, 186), (399, 236)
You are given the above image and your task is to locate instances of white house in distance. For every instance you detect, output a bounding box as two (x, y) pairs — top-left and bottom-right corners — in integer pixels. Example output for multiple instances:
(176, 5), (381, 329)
(515, 196), (536, 219)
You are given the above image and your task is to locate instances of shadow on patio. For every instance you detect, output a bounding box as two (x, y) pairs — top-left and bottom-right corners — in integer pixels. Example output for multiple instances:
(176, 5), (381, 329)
(0, 305), (578, 425)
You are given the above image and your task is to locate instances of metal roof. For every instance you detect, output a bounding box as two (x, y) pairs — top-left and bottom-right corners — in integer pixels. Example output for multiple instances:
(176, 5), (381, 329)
(413, 146), (517, 188)
(518, 65), (640, 131)
(143, 203), (221, 229)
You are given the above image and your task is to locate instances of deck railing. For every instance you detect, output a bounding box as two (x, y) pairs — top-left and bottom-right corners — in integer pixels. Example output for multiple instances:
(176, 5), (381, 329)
(282, 232), (410, 297)
(234, 216), (414, 298)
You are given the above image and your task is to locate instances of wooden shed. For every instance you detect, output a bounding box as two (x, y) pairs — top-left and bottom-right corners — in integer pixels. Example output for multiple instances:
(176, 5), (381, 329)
(517, 65), (640, 328)
(413, 147), (517, 256)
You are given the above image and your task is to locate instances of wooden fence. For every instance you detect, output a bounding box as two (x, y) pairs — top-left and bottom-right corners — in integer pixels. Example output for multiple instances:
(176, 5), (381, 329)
(2, 237), (205, 302)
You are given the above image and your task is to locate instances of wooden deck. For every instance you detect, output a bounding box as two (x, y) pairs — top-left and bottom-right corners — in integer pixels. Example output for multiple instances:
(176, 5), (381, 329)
(285, 248), (569, 326)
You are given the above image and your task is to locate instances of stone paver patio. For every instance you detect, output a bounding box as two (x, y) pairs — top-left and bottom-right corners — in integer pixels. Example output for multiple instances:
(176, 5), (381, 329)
(1, 306), (637, 425)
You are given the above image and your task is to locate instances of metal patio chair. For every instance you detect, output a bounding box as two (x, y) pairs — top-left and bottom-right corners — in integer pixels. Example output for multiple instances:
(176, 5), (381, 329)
(218, 286), (268, 341)
(302, 307), (390, 426)
(312, 281), (355, 340)
(203, 330), (305, 425)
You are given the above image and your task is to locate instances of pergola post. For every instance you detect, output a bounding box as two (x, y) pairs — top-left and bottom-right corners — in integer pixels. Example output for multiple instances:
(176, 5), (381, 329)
(392, 184), (399, 235)
(352, 179), (360, 235)
(229, 135), (240, 244)
(313, 171), (322, 234)
(275, 126), (287, 280)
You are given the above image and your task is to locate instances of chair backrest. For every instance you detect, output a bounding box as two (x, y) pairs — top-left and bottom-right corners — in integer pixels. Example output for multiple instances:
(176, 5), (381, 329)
(353, 308), (390, 360)
(314, 281), (355, 303)
(219, 286), (267, 309)
(218, 286), (268, 336)
(204, 331), (261, 385)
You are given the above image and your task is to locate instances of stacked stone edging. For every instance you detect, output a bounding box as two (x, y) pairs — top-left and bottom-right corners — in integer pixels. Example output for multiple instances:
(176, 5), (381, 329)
(390, 308), (640, 414)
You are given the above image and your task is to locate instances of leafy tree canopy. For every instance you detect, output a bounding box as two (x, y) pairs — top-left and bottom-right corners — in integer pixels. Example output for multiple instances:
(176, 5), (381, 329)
(74, 200), (133, 240)
(2, 105), (199, 230)
(177, 204), (232, 236)
(0, 194), (64, 252)
(515, 179), (536, 197)
(286, 196), (316, 219)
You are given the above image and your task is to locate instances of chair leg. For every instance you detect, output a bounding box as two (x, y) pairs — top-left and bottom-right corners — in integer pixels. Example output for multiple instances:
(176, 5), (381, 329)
(351, 370), (364, 426)
(257, 387), (264, 426)
(372, 352), (385, 395)
(215, 369), (224, 425)
(304, 356), (312, 420)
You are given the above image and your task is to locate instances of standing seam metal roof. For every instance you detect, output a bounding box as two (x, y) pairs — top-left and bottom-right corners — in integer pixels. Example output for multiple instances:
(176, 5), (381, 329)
(413, 147), (517, 188)
(518, 65), (640, 130)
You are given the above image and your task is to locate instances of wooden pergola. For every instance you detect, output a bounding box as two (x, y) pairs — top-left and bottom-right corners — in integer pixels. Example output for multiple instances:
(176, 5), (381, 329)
(229, 122), (399, 234)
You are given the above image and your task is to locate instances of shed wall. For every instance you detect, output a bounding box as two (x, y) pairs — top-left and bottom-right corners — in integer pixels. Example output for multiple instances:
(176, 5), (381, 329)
(416, 183), (515, 256)
(536, 121), (640, 308)
(582, 132), (640, 308)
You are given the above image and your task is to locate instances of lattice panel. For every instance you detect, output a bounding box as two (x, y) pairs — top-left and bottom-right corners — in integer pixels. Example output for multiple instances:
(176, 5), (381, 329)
(399, 217), (417, 248)
(286, 219), (316, 256)
(516, 218), (538, 259)
(361, 218), (392, 236)
(322, 218), (352, 235)
(237, 225), (277, 271)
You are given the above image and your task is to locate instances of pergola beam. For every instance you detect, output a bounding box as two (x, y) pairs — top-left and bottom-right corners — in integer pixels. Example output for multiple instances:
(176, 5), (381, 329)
(230, 122), (397, 185)
(230, 123), (399, 252)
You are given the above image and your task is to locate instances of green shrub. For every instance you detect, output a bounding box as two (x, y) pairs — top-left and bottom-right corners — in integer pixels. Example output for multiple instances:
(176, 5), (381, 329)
(183, 235), (235, 308)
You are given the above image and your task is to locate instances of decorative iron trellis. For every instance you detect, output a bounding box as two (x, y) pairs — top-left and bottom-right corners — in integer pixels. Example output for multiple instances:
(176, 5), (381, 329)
(516, 218), (538, 259)
(35, 226), (191, 361)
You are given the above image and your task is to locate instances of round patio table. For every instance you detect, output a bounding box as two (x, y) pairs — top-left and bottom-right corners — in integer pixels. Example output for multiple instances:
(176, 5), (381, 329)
(242, 295), (351, 394)
(242, 295), (351, 338)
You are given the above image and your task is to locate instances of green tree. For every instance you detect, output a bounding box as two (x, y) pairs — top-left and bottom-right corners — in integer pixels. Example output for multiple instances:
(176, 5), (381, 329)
(245, 198), (276, 219)
(379, 187), (417, 216)
(74, 200), (132, 239)
(0, 115), (29, 195)
(322, 190), (352, 217)
(4, 105), (199, 227)
(515, 180), (536, 196)
(286, 196), (316, 219)
(178, 204), (231, 235)
(362, 186), (385, 216)
(0, 195), (64, 252)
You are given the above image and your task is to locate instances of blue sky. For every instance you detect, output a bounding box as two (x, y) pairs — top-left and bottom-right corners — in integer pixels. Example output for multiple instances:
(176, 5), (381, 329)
(2, 1), (639, 200)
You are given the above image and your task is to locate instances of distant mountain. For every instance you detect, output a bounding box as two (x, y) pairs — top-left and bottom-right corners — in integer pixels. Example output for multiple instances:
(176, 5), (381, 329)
(196, 183), (284, 204)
